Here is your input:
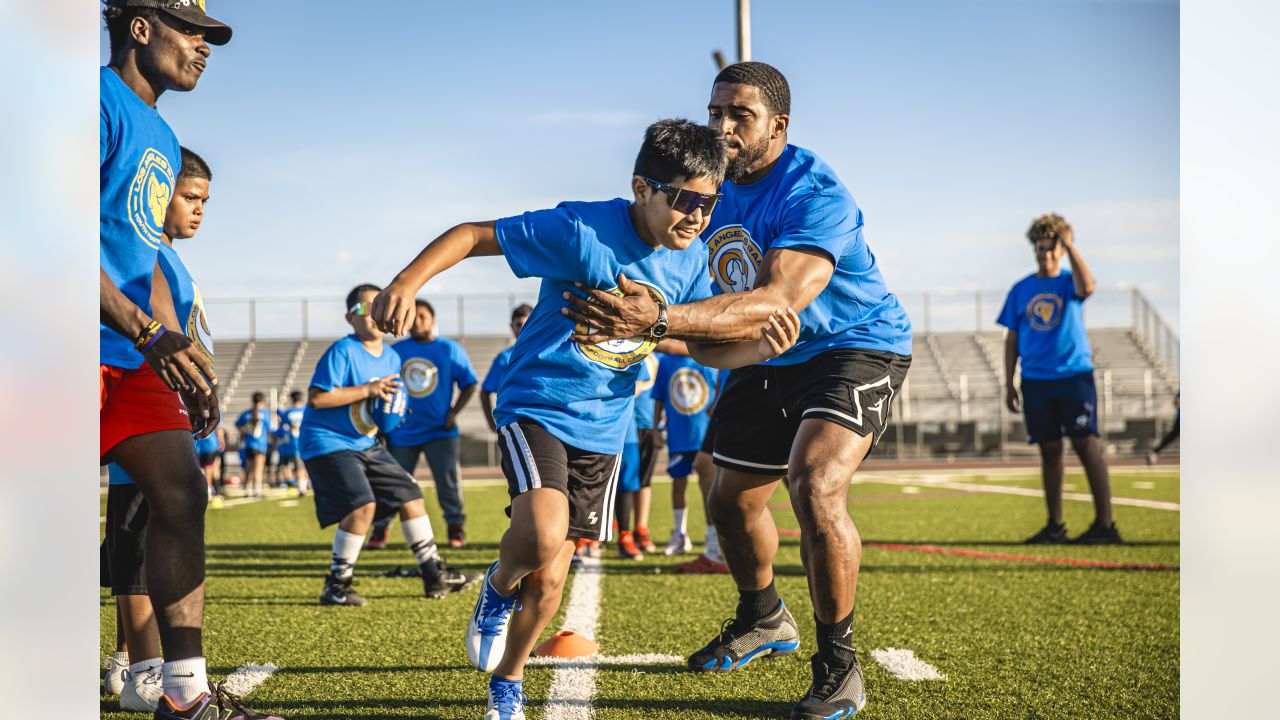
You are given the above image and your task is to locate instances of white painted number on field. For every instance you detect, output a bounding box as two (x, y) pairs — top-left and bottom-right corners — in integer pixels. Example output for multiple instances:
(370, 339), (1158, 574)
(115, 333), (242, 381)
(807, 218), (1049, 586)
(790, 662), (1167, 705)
(871, 648), (946, 681)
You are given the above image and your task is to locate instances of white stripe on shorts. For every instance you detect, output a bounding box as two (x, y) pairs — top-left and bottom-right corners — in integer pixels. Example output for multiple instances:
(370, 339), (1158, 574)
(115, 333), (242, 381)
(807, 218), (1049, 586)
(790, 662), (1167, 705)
(599, 454), (622, 542)
(711, 451), (789, 472)
(508, 423), (542, 490)
(499, 424), (530, 494)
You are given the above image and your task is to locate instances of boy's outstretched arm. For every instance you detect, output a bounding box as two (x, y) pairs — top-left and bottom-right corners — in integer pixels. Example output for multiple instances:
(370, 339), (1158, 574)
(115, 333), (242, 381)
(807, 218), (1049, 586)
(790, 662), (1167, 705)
(372, 221), (501, 335)
(686, 308), (801, 370)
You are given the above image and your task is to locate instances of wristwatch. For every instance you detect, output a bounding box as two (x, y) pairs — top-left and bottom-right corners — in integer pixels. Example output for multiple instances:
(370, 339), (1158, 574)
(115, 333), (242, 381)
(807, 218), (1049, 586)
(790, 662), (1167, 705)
(648, 303), (669, 339)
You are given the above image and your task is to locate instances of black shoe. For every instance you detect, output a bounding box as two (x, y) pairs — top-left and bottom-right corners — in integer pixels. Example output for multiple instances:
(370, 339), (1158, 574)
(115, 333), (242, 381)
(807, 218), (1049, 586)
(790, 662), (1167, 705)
(1024, 521), (1068, 544)
(320, 574), (367, 606)
(687, 600), (800, 672)
(420, 557), (482, 599)
(791, 650), (866, 719)
(1071, 521), (1124, 545)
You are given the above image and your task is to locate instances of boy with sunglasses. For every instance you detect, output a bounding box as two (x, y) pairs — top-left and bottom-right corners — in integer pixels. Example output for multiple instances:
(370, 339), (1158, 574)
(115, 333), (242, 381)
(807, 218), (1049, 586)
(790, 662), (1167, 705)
(299, 284), (480, 607)
(371, 118), (800, 720)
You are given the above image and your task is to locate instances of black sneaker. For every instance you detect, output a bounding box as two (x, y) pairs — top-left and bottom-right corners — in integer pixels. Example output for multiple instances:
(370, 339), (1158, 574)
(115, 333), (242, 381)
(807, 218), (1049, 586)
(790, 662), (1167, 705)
(319, 574), (367, 606)
(1071, 521), (1124, 545)
(420, 557), (482, 599)
(1024, 521), (1068, 544)
(791, 650), (866, 719)
(687, 600), (800, 672)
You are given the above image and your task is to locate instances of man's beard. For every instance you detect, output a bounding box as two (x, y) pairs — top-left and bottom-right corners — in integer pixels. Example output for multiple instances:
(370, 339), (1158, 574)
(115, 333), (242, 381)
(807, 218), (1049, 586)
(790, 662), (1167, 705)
(725, 135), (770, 181)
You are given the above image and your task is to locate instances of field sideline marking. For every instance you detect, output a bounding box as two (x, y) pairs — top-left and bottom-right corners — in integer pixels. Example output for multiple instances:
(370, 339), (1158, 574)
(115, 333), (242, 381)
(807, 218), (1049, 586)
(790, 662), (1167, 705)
(870, 648), (946, 681)
(868, 476), (1179, 511)
(543, 556), (603, 720)
(219, 662), (278, 698)
(529, 653), (685, 668)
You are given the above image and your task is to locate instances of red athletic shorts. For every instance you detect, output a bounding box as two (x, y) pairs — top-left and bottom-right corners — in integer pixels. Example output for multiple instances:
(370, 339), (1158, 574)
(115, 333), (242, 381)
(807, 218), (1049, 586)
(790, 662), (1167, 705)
(100, 363), (192, 459)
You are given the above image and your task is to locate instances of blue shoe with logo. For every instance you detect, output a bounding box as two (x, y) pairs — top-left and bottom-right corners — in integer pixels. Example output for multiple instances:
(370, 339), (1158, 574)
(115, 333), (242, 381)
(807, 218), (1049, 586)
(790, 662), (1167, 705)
(466, 562), (521, 672)
(687, 600), (800, 672)
(483, 676), (526, 720)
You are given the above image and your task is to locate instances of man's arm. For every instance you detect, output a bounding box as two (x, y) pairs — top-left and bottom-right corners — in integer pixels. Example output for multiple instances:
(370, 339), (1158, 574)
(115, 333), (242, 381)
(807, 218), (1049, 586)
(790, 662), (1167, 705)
(1003, 331), (1021, 413)
(685, 308), (801, 370)
(480, 391), (498, 433)
(565, 247), (834, 344)
(371, 222), (501, 335)
(1060, 227), (1096, 299)
(446, 383), (478, 430)
(308, 374), (402, 409)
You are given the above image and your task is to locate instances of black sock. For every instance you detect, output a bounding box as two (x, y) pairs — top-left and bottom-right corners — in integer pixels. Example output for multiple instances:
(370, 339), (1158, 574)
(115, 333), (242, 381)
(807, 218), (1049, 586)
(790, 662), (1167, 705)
(737, 581), (780, 622)
(816, 609), (856, 663)
(615, 491), (633, 533)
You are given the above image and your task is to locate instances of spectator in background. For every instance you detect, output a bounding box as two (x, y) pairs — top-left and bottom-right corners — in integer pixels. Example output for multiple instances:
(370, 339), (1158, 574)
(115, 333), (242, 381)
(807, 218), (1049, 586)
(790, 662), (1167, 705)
(1147, 392), (1180, 464)
(652, 353), (719, 556)
(236, 391), (274, 499)
(480, 304), (534, 432)
(999, 213), (1121, 545)
(277, 390), (309, 495)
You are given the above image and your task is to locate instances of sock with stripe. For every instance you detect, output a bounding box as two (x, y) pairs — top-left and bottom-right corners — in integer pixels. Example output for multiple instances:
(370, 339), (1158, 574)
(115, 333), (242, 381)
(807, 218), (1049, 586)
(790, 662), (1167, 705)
(129, 657), (162, 678)
(330, 528), (364, 580)
(161, 656), (208, 708)
(402, 514), (440, 565)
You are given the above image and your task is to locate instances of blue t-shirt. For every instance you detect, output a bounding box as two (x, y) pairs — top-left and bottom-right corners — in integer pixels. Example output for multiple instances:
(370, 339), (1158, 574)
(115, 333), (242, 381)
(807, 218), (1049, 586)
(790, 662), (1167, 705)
(388, 337), (478, 446)
(997, 271), (1094, 380)
(493, 198), (713, 454)
(633, 354), (659, 430)
(157, 243), (214, 361)
(299, 335), (403, 460)
(276, 405), (306, 453)
(236, 408), (274, 452)
(482, 347), (515, 394)
(652, 354), (719, 453)
(193, 427), (222, 456)
(100, 67), (182, 369)
(704, 144), (912, 364)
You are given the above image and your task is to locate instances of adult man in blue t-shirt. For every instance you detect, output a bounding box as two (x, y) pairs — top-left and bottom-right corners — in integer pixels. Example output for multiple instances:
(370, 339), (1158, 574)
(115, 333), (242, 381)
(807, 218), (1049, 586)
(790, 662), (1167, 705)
(480, 304), (534, 432)
(371, 119), (800, 720)
(386, 299), (479, 548)
(998, 213), (1120, 545)
(565, 63), (913, 719)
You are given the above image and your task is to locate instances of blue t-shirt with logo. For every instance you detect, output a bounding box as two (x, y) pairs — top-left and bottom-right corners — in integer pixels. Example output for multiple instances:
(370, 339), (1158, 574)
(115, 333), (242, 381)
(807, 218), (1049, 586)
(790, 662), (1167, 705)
(633, 354), (659, 430)
(482, 347), (514, 394)
(493, 198), (713, 455)
(236, 408), (274, 452)
(652, 354), (719, 453)
(157, 243), (214, 361)
(997, 270), (1094, 380)
(276, 405), (306, 455)
(100, 67), (182, 369)
(299, 335), (403, 460)
(704, 144), (912, 364)
(388, 337), (478, 446)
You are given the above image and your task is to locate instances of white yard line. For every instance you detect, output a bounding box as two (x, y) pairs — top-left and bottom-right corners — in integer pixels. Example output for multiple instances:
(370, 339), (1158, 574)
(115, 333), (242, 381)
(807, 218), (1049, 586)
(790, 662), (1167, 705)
(218, 662), (279, 697)
(543, 556), (604, 720)
(529, 653), (684, 668)
(868, 475), (1180, 511)
(870, 648), (945, 681)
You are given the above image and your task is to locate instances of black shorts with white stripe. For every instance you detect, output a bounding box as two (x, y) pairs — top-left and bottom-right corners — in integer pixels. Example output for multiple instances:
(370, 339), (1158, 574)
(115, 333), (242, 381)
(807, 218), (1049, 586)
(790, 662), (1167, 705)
(497, 419), (622, 541)
(711, 348), (911, 476)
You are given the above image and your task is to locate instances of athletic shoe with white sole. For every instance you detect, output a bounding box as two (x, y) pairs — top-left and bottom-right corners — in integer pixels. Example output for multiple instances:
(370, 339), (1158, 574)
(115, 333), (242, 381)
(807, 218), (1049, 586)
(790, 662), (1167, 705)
(104, 654), (129, 695)
(319, 574), (368, 606)
(120, 664), (164, 711)
(484, 676), (526, 720)
(421, 557), (482, 599)
(663, 531), (693, 556)
(688, 600), (800, 672)
(466, 562), (521, 672)
(153, 680), (287, 719)
(791, 650), (867, 719)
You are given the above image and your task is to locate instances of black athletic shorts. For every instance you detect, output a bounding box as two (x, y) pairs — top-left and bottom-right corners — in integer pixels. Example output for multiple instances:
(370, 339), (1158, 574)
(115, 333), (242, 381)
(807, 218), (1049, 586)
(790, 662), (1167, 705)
(700, 414), (719, 455)
(497, 419), (622, 542)
(303, 442), (424, 528)
(102, 484), (150, 596)
(712, 348), (911, 476)
(197, 451), (219, 468)
(636, 428), (661, 488)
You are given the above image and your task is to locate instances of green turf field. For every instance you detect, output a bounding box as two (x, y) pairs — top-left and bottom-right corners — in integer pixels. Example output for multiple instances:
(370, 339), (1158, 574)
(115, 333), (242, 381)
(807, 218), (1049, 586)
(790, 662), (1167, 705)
(101, 469), (1179, 719)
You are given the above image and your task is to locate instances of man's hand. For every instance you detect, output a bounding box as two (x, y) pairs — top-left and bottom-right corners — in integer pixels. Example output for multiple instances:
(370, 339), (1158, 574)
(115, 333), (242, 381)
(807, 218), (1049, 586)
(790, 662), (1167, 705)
(364, 374), (403, 402)
(371, 282), (417, 336)
(1005, 385), (1021, 414)
(562, 273), (660, 343)
(757, 308), (802, 360)
(143, 331), (217, 394)
(1058, 223), (1075, 250)
(444, 411), (458, 430)
(182, 385), (220, 439)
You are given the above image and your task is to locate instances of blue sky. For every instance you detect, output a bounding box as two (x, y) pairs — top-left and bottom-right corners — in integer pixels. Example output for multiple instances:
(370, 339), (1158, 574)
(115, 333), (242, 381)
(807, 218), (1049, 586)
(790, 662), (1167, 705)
(99, 0), (1178, 338)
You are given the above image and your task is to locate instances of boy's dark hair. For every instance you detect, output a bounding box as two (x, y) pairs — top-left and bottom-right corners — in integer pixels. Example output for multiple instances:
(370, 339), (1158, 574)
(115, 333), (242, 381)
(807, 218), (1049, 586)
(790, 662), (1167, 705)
(633, 119), (729, 186)
(1027, 213), (1071, 246)
(714, 61), (791, 116)
(103, 3), (162, 57)
(179, 147), (212, 182)
(415, 298), (435, 317)
(511, 303), (533, 322)
(346, 284), (381, 312)
(289, 390), (304, 403)
(251, 391), (265, 404)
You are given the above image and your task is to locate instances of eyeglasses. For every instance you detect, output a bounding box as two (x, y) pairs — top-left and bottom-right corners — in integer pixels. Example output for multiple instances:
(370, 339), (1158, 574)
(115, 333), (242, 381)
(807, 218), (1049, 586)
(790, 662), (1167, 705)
(348, 302), (370, 316)
(640, 177), (722, 217)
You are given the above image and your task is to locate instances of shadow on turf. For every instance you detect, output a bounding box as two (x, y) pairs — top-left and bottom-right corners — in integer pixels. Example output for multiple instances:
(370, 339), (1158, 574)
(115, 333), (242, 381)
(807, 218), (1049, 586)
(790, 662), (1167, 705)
(242, 696), (794, 719)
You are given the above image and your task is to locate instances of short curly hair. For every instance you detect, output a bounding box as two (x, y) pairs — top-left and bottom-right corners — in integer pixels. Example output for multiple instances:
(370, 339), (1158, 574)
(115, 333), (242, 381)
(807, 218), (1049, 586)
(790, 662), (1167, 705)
(714, 61), (791, 116)
(1026, 213), (1071, 246)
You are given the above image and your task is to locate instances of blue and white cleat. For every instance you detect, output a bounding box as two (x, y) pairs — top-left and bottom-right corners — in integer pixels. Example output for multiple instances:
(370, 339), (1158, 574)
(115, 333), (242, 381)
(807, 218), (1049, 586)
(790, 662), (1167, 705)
(790, 649), (867, 719)
(466, 562), (521, 672)
(483, 676), (527, 720)
(687, 600), (800, 672)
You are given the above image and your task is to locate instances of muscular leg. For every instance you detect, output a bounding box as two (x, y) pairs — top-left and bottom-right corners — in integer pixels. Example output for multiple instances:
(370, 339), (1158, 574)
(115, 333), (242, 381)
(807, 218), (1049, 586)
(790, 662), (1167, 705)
(671, 475), (688, 511)
(708, 467), (783, 592)
(492, 488), (570, 593)
(107, 430), (207, 661)
(1070, 435), (1113, 526)
(492, 539), (577, 680)
(1038, 439), (1065, 526)
(117, 595), (161, 662)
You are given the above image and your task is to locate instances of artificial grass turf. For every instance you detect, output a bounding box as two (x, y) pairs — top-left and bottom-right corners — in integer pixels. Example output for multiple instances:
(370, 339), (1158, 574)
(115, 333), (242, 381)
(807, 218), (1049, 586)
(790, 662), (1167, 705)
(101, 472), (1178, 719)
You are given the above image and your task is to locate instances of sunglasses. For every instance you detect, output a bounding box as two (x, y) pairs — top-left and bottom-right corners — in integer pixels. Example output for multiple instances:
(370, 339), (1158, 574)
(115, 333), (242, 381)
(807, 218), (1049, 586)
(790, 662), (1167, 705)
(641, 177), (722, 216)
(348, 302), (371, 317)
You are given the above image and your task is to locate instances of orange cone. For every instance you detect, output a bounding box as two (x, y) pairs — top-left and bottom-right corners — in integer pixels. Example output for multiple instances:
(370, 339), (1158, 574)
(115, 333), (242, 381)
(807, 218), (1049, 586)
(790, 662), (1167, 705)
(534, 630), (599, 658)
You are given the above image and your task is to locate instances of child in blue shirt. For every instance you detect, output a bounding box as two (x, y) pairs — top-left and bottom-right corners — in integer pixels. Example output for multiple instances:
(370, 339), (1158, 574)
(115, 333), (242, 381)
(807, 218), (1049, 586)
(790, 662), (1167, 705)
(652, 353), (719, 556)
(480, 304), (533, 432)
(235, 392), (274, 499)
(371, 119), (799, 720)
(275, 391), (308, 495)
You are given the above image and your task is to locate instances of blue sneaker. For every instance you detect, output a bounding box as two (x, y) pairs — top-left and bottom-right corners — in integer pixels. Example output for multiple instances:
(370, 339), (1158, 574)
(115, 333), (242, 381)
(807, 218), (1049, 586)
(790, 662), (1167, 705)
(483, 676), (526, 720)
(466, 562), (520, 672)
(687, 600), (800, 672)
(790, 650), (867, 719)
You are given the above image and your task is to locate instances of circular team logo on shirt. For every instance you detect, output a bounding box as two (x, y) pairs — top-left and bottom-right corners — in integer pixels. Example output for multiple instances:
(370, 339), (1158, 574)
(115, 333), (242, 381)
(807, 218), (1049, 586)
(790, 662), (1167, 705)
(402, 357), (439, 398)
(1026, 293), (1064, 331)
(187, 283), (214, 361)
(670, 368), (711, 415)
(707, 224), (763, 294)
(350, 396), (378, 437)
(635, 354), (659, 395)
(128, 148), (175, 250)
(573, 280), (667, 370)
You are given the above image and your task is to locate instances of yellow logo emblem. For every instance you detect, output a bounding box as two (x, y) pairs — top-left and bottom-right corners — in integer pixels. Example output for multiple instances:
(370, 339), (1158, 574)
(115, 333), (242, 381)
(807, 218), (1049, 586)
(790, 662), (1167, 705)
(573, 280), (668, 370)
(635, 354), (659, 395)
(127, 148), (174, 250)
(187, 283), (214, 361)
(669, 367), (711, 415)
(707, 224), (762, 294)
(402, 357), (439, 398)
(350, 397), (378, 437)
(1027, 293), (1064, 331)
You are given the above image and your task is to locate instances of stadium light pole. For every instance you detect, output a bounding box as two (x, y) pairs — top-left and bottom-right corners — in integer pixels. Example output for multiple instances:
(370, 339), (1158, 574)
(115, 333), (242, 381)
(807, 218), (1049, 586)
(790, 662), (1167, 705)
(712, 0), (751, 70)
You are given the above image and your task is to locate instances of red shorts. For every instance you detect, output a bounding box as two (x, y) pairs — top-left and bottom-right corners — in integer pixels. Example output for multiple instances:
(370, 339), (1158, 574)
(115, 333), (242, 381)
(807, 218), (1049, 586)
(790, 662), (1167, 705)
(101, 363), (192, 459)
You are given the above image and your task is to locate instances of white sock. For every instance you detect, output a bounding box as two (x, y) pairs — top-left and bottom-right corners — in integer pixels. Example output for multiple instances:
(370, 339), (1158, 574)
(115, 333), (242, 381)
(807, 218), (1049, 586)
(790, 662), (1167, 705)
(113, 650), (130, 666)
(705, 525), (724, 563)
(401, 515), (439, 565)
(673, 508), (688, 535)
(129, 657), (162, 678)
(330, 529), (365, 580)
(161, 656), (208, 707)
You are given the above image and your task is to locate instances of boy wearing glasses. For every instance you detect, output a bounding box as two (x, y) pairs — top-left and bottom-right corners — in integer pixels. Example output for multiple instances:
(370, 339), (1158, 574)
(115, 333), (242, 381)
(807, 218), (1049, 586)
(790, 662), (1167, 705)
(371, 118), (800, 720)
(299, 284), (480, 607)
